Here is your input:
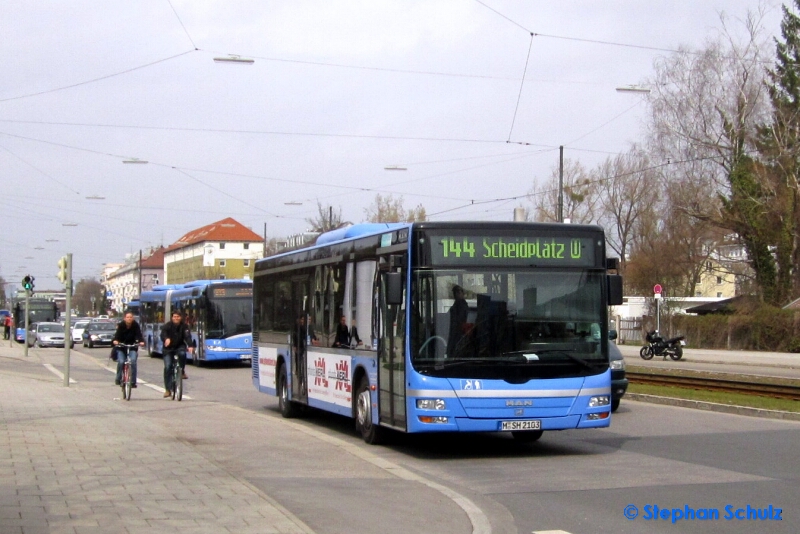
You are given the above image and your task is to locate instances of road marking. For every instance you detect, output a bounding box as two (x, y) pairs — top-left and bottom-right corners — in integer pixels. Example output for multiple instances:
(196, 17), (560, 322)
(43, 363), (76, 383)
(227, 405), (491, 534)
(100, 366), (192, 399)
(533, 531), (573, 534)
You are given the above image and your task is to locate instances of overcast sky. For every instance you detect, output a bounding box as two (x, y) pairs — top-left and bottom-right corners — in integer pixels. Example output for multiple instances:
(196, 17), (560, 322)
(0, 0), (783, 290)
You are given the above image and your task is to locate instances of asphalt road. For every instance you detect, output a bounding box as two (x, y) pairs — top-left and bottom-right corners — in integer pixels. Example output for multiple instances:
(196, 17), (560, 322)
(70, 344), (799, 533)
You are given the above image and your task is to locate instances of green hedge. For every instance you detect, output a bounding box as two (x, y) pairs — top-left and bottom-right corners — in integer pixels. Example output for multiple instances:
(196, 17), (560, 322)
(671, 305), (800, 352)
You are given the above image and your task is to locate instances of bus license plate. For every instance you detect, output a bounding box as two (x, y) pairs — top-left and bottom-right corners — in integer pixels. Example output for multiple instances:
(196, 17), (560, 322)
(501, 420), (541, 431)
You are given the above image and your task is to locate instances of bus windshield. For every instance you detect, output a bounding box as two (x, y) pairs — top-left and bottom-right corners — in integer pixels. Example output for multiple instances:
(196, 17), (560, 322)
(411, 269), (607, 379)
(206, 296), (252, 339)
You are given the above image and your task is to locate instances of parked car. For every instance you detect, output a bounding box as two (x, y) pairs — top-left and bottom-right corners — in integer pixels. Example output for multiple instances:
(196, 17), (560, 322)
(609, 330), (628, 412)
(71, 320), (91, 344)
(82, 321), (116, 348)
(27, 322), (68, 348)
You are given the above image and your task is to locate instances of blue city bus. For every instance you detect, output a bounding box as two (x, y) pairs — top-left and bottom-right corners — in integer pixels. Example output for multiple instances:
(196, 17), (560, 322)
(252, 222), (623, 444)
(13, 299), (59, 343)
(125, 299), (140, 319)
(139, 279), (253, 365)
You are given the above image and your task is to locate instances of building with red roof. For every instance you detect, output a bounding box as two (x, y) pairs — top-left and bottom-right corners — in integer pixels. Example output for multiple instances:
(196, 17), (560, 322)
(164, 217), (264, 283)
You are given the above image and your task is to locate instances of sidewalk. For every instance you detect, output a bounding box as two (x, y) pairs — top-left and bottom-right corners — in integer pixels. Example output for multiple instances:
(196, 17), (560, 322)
(0, 341), (314, 534)
(616, 343), (800, 368)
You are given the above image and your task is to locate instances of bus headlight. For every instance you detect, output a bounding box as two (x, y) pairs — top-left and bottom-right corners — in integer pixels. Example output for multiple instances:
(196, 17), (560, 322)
(609, 360), (625, 371)
(416, 399), (446, 410)
(588, 395), (610, 408)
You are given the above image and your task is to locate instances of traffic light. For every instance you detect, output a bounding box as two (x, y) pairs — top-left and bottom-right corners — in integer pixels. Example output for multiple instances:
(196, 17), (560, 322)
(57, 256), (68, 284)
(22, 275), (34, 293)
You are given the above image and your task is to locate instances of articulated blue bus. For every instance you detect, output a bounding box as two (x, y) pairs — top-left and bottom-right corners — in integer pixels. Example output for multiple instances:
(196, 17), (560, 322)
(140, 279), (253, 365)
(13, 299), (59, 343)
(252, 221), (623, 444)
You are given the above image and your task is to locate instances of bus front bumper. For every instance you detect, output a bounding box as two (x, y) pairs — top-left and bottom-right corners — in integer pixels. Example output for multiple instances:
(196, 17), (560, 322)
(406, 412), (611, 433)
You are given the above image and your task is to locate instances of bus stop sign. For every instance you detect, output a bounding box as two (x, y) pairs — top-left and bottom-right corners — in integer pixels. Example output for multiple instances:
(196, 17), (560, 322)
(653, 284), (662, 295)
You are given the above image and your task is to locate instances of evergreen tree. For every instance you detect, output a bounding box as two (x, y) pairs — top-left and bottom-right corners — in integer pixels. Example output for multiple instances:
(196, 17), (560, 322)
(759, 0), (800, 303)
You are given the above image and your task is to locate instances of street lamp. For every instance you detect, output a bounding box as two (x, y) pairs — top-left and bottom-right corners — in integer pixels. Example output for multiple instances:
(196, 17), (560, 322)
(122, 158), (148, 164)
(616, 85), (651, 94)
(384, 165), (407, 171)
(85, 195), (105, 200)
(62, 223), (78, 227)
(213, 54), (254, 64)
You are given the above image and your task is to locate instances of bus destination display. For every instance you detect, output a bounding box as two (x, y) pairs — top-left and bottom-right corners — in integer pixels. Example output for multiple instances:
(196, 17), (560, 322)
(431, 234), (597, 267)
(212, 287), (253, 298)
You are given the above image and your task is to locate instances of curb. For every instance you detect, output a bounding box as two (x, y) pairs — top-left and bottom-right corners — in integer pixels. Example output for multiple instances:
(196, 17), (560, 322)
(626, 393), (800, 421)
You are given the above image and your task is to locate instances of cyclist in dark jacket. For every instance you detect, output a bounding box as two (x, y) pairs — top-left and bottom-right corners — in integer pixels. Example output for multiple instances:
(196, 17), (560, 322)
(160, 310), (194, 398)
(112, 311), (145, 387)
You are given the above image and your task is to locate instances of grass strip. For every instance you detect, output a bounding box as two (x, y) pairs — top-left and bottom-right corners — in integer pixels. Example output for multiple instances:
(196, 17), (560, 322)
(628, 383), (800, 413)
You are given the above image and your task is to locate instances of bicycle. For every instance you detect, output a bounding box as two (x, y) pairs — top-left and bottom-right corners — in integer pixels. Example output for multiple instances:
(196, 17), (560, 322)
(117, 343), (139, 401)
(166, 348), (184, 401)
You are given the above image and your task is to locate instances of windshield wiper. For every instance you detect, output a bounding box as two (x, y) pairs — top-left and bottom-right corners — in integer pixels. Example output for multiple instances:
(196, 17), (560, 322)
(522, 349), (603, 371)
(416, 357), (530, 369)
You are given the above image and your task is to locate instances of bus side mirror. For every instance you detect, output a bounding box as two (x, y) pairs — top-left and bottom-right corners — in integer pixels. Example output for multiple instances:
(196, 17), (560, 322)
(607, 275), (623, 306)
(386, 272), (403, 305)
(608, 329), (618, 341)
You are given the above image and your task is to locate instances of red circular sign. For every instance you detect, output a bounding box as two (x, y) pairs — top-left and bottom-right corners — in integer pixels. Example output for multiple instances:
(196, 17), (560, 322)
(653, 284), (662, 294)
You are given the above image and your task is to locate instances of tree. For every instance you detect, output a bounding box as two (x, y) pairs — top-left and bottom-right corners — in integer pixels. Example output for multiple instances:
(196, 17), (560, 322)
(645, 9), (776, 300)
(757, 0), (800, 303)
(363, 194), (427, 222)
(73, 278), (105, 316)
(595, 146), (660, 275)
(528, 159), (599, 224)
(305, 201), (344, 233)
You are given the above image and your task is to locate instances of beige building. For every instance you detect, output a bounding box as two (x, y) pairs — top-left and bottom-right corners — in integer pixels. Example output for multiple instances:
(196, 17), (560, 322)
(164, 217), (264, 284)
(102, 247), (166, 313)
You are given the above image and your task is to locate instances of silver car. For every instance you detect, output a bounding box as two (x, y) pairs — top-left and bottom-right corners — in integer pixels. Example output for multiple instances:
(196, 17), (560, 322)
(28, 322), (67, 348)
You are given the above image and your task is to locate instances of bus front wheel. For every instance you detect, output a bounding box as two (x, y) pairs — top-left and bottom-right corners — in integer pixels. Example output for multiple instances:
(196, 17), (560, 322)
(355, 378), (382, 445)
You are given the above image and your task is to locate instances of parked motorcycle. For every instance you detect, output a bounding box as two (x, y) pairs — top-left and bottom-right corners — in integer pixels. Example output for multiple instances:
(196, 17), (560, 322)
(640, 330), (685, 361)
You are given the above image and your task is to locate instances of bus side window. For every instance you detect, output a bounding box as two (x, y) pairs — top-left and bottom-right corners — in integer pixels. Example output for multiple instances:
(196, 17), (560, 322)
(355, 261), (376, 349)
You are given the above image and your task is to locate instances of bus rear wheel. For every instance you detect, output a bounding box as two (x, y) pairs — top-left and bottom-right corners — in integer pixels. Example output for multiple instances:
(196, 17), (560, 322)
(355, 378), (382, 445)
(277, 364), (299, 418)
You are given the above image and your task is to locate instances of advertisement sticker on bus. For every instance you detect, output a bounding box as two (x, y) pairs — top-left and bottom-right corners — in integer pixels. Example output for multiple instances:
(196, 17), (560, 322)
(307, 352), (352, 408)
(258, 346), (278, 389)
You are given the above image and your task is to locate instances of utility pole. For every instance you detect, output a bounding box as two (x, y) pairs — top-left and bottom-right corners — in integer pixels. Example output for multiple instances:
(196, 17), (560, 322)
(558, 145), (564, 223)
(58, 254), (73, 386)
(23, 289), (30, 358)
(138, 249), (143, 299)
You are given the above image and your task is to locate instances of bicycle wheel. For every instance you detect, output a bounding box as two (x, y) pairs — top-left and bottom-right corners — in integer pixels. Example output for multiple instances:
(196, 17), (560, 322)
(175, 371), (183, 401)
(124, 365), (132, 401)
(171, 358), (180, 400)
(122, 362), (130, 400)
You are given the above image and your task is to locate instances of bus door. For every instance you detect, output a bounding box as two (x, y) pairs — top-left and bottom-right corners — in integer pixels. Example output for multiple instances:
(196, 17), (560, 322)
(291, 277), (310, 404)
(376, 255), (407, 430)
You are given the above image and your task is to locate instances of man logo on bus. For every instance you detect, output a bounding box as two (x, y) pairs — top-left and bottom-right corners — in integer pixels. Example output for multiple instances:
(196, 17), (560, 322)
(313, 357), (328, 387)
(334, 360), (351, 393)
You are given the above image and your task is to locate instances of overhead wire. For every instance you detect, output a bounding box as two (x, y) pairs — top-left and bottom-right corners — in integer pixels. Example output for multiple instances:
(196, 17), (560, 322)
(427, 153), (726, 219)
(507, 33), (534, 142)
(0, 143), (81, 195)
(0, 50), (197, 104)
(167, 0), (198, 50)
